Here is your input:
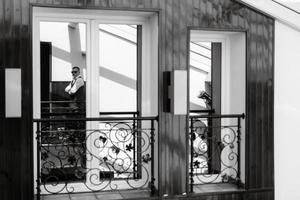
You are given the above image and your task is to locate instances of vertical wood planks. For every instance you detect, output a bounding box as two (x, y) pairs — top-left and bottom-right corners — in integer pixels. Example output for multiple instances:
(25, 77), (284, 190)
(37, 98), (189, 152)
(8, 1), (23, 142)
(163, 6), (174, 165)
(257, 13), (264, 189)
(157, 0), (166, 195)
(180, 0), (189, 193)
(267, 17), (274, 188)
(164, 0), (173, 194)
(172, 0), (180, 193)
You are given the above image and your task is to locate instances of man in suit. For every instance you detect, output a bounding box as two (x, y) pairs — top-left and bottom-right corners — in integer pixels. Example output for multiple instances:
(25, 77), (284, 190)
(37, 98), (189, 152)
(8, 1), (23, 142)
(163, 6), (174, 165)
(65, 66), (85, 112)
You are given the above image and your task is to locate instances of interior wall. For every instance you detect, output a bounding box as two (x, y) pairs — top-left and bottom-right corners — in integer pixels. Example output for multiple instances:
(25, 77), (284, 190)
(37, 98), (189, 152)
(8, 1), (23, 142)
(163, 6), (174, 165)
(274, 21), (300, 200)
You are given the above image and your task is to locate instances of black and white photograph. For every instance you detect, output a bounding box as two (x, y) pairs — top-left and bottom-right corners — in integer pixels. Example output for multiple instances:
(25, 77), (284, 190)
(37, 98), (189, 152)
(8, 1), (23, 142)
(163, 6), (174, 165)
(0, 0), (299, 200)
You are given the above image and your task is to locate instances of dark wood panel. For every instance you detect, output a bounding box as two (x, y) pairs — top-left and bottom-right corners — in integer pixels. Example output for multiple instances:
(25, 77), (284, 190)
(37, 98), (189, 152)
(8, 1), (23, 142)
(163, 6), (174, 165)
(164, 0), (173, 194)
(171, 0), (180, 193)
(268, 18), (274, 188)
(246, 10), (258, 189)
(180, 0), (190, 193)
(0, 0), (274, 199)
(262, 16), (270, 188)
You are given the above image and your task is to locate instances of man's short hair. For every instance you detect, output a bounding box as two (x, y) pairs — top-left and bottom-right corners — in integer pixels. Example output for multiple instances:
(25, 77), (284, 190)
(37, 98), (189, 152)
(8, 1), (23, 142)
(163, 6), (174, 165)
(72, 66), (80, 71)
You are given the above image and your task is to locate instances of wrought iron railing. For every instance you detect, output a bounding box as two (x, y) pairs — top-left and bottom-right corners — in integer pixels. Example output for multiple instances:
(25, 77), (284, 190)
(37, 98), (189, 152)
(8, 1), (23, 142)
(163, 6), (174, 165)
(41, 100), (86, 117)
(34, 115), (157, 199)
(189, 113), (245, 192)
(190, 109), (215, 115)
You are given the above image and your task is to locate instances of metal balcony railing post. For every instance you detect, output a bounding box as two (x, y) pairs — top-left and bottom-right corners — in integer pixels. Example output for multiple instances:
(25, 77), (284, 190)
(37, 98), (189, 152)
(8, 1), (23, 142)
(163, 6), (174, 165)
(150, 119), (155, 195)
(190, 118), (194, 193)
(36, 122), (41, 200)
(237, 116), (241, 187)
(133, 113), (136, 179)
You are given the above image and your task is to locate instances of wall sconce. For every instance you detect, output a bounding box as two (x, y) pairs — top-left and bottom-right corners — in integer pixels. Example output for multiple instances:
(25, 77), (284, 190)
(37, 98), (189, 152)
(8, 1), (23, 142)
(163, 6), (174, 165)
(163, 70), (187, 115)
(5, 68), (22, 118)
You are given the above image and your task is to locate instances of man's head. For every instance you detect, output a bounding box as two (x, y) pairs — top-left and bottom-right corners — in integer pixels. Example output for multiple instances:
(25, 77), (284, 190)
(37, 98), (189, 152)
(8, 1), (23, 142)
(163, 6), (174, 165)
(71, 66), (80, 78)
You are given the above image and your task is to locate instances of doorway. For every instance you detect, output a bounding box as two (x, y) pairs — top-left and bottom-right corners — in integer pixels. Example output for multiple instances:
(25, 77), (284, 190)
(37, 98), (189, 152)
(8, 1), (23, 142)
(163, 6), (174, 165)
(188, 30), (246, 187)
(33, 7), (158, 194)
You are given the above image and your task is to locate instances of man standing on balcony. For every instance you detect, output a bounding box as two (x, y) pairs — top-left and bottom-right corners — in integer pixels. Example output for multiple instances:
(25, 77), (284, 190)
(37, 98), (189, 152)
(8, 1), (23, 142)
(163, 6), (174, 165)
(65, 66), (85, 112)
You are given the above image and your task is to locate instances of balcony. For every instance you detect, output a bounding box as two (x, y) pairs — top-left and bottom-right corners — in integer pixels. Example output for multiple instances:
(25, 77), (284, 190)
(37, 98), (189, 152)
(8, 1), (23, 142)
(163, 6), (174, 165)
(189, 111), (245, 193)
(35, 100), (244, 199)
(34, 112), (157, 200)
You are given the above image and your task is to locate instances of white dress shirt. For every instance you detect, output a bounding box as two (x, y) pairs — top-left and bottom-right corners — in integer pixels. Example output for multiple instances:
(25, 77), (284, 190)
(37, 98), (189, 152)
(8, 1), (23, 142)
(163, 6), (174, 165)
(65, 75), (84, 95)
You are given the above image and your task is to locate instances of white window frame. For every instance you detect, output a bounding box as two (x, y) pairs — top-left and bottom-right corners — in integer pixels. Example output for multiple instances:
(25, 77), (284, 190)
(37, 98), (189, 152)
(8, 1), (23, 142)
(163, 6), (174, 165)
(190, 30), (246, 184)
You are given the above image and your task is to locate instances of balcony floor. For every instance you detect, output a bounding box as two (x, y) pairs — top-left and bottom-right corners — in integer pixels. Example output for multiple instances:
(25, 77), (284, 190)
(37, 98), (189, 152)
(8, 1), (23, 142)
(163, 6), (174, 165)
(39, 183), (241, 200)
(40, 189), (151, 200)
(193, 183), (240, 193)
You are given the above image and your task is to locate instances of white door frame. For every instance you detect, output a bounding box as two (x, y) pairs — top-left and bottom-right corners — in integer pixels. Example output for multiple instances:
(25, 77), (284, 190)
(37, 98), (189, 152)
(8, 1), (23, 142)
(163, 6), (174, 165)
(32, 6), (158, 194)
(190, 30), (246, 184)
(33, 6), (158, 119)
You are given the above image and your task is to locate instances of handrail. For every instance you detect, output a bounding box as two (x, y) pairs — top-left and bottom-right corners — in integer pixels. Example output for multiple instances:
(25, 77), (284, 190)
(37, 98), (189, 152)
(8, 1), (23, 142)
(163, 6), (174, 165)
(189, 113), (245, 119)
(33, 116), (158, 122)
(41, 101), (86, 103)
(190, 109), (215, 114)
(41, 112), (85, 116)
(41, 111), (139, 116)
(99, 111), (139, 115)
(40, 110), (140, 119)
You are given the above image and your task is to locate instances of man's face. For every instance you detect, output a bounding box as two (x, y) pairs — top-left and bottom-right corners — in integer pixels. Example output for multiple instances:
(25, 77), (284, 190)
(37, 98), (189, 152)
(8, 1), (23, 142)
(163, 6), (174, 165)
(71, 68), (79, 78)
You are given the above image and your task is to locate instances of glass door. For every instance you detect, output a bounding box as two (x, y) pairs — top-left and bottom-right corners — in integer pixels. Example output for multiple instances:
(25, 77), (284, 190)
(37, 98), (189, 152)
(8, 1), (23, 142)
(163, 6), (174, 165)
(34, 9), (158, 194)
(86, 22), (142, 183)
(98, 24), (138, 114)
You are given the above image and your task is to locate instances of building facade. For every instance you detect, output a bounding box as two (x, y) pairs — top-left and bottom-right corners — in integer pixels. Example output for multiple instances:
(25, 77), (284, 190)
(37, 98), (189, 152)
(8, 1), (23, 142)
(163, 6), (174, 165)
(0, 0), (278, 199)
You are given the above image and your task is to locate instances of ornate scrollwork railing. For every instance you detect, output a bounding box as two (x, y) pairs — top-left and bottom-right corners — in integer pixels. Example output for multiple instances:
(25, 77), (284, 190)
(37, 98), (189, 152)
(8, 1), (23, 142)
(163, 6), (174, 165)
(34, 116), (157, 198)
(189, 113), (245, 192)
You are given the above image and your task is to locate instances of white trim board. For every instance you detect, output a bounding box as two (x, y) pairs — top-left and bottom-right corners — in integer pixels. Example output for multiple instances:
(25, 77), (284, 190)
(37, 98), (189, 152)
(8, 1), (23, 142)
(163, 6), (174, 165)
(33, 7), (154, 24)
(239, 0), (300, 31)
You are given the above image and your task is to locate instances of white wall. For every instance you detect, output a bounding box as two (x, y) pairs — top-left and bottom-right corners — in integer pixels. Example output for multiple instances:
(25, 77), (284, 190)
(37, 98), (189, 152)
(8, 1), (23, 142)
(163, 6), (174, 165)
(228, 33), (246, 183)
(275, 21), (300, 200)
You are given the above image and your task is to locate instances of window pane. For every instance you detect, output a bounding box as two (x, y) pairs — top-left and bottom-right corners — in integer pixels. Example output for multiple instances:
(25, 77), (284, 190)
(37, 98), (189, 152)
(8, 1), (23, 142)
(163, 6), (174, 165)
(189, 42), (211, 111)
(99, 24), (137, 112)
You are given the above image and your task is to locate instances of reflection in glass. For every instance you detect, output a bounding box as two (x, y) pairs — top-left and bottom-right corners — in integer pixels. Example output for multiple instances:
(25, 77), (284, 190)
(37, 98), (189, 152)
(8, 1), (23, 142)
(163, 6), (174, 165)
(189, 42), (212, 111)
(98, 24), (139, 180)
(39, 21), (87, 183)
(99, 24), (137, 113)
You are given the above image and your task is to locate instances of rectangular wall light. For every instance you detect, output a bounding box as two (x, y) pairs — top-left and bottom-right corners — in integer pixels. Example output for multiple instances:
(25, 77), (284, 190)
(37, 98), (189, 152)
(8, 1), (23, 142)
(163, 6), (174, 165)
(163, 70), (188, 115)
(171, 70), (187, 115)
(5, 68), (22, 118)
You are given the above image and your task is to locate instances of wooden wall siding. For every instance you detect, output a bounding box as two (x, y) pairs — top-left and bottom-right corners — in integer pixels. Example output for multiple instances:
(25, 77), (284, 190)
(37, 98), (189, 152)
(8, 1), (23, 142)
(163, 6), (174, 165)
(0, 0), (274, 199)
